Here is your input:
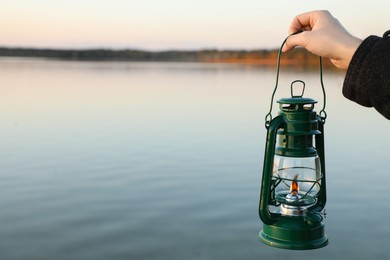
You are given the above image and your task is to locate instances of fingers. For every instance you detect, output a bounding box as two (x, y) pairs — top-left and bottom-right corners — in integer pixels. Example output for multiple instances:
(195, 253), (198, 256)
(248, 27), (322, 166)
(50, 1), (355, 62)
(287, 10), (331, 34)
(284, 12), (317, 52)
(287, 12), (315, 34)
(283, 10), (331, 53)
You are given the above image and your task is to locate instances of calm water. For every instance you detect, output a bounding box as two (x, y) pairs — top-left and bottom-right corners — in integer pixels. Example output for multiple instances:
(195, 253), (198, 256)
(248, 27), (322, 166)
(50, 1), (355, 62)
(0, 58), (389, 260)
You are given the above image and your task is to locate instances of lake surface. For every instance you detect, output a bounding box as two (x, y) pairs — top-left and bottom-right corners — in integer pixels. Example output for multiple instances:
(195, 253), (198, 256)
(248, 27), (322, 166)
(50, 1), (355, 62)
(0, 58), (389, 260)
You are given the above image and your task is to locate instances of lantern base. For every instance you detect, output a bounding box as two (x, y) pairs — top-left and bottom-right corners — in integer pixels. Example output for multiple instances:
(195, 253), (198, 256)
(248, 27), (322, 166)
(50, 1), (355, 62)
(259, 215), (328, 250)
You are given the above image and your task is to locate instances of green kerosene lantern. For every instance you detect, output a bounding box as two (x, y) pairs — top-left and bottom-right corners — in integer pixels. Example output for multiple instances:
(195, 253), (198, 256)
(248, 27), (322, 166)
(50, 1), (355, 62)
(258, 33), (328, 250)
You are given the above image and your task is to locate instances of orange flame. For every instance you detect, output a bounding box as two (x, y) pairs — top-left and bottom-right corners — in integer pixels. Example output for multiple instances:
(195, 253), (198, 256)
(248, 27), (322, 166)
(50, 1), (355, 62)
(290, 174), (299, 196)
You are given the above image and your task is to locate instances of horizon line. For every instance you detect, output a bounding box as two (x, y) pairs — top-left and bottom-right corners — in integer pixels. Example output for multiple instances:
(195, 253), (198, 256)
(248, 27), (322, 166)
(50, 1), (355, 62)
(0, 45), (285, 52)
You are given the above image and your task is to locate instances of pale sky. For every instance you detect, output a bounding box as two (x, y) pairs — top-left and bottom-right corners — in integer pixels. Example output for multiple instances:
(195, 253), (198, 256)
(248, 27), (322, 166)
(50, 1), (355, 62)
(1, 0), (389, 50)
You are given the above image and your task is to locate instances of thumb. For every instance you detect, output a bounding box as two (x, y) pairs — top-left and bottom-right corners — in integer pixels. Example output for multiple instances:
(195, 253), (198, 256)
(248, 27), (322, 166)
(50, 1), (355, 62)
(282, 33), (305, 52)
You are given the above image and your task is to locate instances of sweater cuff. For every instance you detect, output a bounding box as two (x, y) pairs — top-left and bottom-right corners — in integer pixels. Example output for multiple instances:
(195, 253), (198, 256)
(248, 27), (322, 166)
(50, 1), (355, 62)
(342, 35), (381, 107)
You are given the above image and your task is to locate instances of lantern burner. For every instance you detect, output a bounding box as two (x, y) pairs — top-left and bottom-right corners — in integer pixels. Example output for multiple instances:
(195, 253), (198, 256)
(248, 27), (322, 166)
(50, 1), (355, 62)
(280, 174), (307, 216)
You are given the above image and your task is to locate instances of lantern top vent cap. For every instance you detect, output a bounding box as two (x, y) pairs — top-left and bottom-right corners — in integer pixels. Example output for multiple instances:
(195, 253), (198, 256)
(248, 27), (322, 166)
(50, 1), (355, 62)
(277, 96), (317, 105)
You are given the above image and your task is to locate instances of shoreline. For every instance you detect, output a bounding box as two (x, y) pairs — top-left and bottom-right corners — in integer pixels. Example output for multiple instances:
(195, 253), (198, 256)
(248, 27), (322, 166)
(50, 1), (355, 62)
(0, 47), (335, 68)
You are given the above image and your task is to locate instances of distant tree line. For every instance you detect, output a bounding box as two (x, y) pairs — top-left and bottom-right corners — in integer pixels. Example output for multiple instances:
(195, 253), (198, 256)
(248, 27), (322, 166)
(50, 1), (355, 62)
(0, 47), (333, 67)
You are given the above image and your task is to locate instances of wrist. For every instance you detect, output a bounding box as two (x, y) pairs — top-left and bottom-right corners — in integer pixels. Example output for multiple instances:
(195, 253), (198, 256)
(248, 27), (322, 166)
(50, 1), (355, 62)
(344, 37), (362, 69)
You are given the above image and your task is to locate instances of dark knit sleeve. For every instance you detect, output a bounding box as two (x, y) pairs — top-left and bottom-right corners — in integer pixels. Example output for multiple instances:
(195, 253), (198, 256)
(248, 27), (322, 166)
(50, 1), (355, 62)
(342, 31), (390, 119)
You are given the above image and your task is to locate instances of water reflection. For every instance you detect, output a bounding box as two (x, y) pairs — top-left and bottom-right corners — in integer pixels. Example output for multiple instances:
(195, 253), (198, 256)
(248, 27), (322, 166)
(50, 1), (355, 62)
(0, 58), (389, 259)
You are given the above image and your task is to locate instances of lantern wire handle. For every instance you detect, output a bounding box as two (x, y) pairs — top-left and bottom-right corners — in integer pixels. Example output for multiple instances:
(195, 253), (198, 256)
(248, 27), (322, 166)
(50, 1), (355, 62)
(319, 58), (327, 123)
(264, 31), (327, 128)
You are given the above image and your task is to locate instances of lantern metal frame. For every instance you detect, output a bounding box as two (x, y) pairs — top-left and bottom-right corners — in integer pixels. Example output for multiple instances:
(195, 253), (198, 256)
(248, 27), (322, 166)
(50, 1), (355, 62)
(258, 32), (328, 250)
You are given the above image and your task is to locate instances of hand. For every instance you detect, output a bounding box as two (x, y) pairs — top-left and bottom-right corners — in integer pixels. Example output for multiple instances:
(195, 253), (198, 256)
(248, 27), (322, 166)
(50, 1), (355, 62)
(282, 10), (362, 70)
